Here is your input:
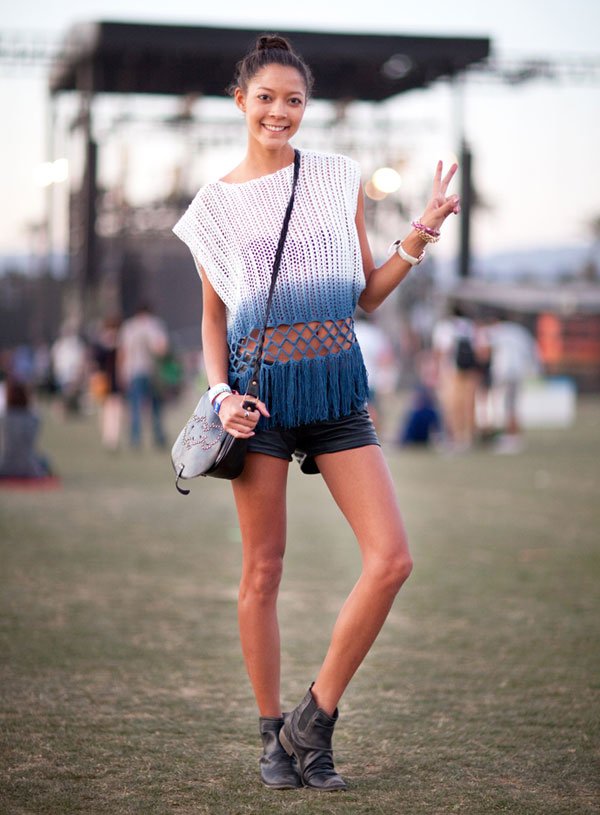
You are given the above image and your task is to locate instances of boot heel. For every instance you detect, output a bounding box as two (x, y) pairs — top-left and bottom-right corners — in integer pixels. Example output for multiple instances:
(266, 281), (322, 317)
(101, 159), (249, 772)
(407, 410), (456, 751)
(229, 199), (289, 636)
(259, 716), (301, 789)
(278, 727), (294, 757)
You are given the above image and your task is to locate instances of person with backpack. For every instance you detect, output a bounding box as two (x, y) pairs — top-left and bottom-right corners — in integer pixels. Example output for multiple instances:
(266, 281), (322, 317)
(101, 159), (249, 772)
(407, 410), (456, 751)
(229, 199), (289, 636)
(432, 306), (480, 450)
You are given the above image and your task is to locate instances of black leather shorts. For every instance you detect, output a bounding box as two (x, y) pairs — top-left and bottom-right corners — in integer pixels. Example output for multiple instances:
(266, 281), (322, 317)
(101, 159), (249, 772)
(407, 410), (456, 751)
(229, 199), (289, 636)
(246, 407), (380, 474)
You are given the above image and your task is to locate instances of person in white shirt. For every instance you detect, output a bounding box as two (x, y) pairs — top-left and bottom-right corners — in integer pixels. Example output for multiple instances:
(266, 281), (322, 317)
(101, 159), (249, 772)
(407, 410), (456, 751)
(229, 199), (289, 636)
(51, 323), (87, 415)
(118, 304), (168, 448)
(487, 315), (539, 450)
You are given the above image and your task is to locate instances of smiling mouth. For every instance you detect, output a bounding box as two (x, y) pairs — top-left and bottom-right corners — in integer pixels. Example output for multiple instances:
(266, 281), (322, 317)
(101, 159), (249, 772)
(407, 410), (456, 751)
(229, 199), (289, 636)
(262, 123), (289, 132)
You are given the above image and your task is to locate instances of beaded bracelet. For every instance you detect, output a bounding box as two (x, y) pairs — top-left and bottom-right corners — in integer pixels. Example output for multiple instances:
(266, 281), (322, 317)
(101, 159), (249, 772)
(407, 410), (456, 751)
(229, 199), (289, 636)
(411, 220), (441, 244)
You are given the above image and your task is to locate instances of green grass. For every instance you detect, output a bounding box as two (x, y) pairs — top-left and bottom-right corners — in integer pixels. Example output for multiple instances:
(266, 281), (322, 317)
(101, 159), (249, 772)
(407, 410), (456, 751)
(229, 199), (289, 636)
(1, 396), (599, 814)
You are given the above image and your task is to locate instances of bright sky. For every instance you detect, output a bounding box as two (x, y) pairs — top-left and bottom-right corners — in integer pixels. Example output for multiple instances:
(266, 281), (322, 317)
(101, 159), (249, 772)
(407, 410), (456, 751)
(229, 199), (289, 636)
(2, 0), (600, 261)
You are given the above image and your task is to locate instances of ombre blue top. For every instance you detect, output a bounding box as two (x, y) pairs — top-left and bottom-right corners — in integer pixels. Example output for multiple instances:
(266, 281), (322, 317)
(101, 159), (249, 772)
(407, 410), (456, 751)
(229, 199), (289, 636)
(173, 150), (369, 429)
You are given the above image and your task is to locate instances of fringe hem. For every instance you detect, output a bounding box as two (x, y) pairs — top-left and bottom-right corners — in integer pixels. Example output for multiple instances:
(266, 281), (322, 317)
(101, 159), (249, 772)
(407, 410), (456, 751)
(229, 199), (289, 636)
(232, 343), (370, 429)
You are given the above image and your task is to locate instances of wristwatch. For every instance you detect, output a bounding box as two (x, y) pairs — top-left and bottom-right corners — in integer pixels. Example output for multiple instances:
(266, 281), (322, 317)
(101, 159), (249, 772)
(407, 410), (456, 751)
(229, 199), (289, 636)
(389, 240), (426, 267)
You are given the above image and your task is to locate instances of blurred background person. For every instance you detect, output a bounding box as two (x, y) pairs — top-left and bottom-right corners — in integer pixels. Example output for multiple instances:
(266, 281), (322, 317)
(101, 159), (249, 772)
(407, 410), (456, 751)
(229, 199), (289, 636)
(398, 383), (442, 446)
(487, 315), (540, 453)
(51, 321), (87, 416)
(0, 379), (53, 480)
(354, 313), (397, 434)
(91, 315), (124, 452)
(118, 303), (169, 449)
(397, 350), (442, 447)
(432, 305), (480, 451)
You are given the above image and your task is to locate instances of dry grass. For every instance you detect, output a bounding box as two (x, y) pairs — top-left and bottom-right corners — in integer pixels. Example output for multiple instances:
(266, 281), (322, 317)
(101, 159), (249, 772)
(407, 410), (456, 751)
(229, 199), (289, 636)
(1, 396), (599, 814)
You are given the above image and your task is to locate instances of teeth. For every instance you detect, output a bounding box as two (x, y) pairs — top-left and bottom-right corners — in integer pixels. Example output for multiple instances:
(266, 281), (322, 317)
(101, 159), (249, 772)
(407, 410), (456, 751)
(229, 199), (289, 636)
(263, 124), (287, 131)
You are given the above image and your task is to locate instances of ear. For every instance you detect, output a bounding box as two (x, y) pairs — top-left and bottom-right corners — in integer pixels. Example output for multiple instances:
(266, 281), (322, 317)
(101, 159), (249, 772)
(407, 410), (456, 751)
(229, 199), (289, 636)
(234, 87), (246, 114)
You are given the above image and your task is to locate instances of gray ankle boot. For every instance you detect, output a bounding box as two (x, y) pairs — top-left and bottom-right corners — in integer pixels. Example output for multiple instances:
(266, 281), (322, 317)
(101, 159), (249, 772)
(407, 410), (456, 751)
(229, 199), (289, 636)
(259, 716), (302, 789)
(279, 686), (347, 791)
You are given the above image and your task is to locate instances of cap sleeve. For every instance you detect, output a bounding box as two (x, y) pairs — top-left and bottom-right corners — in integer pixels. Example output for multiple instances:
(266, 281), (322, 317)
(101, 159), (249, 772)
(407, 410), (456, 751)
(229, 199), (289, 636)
(172, 186), (238, 309)
(339, 155), (361, 215)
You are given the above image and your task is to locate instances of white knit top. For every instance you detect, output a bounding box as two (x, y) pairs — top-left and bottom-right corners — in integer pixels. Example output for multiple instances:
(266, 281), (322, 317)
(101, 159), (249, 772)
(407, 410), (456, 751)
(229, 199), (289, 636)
(173, 150), (370, 428)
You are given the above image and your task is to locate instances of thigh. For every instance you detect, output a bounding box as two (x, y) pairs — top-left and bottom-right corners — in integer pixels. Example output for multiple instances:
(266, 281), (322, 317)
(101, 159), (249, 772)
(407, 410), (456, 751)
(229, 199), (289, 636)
(315, 445), (409, 560)
(232, 452), (290, 560)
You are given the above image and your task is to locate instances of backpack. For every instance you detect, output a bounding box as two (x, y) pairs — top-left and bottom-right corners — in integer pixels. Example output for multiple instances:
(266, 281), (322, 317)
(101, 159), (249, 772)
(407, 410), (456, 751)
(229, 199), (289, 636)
(455, 336), (478, 371)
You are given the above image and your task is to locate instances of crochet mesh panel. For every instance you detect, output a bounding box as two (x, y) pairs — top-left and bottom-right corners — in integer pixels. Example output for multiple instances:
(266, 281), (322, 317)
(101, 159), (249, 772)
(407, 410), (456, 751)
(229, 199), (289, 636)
(173, 150), (370, 428)
(231, 318), (356, 374)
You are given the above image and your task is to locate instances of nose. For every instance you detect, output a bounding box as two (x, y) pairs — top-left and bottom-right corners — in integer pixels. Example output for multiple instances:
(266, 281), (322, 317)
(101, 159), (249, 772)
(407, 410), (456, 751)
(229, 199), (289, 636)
(268, 99), (287, 118)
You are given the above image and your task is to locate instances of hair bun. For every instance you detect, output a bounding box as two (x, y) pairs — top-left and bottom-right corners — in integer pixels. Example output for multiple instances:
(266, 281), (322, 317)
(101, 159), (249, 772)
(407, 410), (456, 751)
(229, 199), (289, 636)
(256, 34), (292, 53)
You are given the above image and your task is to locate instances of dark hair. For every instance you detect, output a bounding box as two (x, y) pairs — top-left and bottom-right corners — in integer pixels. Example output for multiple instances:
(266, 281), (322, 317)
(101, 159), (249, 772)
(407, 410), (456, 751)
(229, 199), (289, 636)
(6, 379), (30, 409)
(228, 34), (314, 98)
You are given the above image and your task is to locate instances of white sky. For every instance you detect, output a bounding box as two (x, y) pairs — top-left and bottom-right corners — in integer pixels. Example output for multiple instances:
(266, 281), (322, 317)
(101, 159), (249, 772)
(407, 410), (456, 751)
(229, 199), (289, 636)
(2, 0), (600, 260)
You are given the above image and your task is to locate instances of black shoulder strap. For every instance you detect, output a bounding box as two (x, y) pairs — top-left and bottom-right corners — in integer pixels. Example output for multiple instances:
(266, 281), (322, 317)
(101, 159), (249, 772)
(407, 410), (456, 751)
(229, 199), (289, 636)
(243, 150), (301, 403)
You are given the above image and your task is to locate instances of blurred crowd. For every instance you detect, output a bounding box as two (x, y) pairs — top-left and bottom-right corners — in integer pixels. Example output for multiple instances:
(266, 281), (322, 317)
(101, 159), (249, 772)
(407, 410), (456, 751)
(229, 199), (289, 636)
(355, 306), (540, 454)
(0, 303), (188, 481)
(0, 301), (540, 481)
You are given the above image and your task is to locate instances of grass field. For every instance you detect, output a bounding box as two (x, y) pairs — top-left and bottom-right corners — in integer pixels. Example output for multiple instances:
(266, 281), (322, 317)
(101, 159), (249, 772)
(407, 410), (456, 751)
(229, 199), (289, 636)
(1, 396), (599, 815)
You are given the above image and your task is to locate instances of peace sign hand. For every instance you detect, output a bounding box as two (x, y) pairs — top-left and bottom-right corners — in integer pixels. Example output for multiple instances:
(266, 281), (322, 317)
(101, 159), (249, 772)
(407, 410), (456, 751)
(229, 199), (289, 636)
(418, 161), (461, 233)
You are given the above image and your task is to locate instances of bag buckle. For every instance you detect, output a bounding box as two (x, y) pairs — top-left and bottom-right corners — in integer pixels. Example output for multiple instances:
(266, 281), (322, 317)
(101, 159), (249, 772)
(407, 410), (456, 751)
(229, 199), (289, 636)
(242, 378), (259, 411)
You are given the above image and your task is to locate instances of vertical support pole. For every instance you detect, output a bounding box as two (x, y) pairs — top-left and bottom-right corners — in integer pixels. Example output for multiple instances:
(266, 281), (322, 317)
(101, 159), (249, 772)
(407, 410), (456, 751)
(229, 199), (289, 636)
(458, 140), (472, 278)
(45, 95), (56, 277)
(71, 57), (98, 324)
(452, 75), (472, 279)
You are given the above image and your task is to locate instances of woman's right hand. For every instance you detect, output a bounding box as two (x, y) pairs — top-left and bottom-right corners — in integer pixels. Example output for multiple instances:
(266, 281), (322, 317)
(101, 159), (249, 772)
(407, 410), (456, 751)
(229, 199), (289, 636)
(218, 393), (270, 438)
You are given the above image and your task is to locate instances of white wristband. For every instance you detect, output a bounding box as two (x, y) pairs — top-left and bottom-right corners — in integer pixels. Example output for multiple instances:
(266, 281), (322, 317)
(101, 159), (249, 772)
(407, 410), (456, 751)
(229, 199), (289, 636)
(208, 382), (232, 404)
(389, 240), (426, 267)
(213, 391), (234, 415)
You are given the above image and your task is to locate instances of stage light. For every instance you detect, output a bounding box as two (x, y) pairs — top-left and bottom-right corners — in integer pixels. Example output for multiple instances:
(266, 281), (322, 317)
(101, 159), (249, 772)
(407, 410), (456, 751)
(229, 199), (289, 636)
(371, 167), (402, 194)
(33, 158), (69, 187)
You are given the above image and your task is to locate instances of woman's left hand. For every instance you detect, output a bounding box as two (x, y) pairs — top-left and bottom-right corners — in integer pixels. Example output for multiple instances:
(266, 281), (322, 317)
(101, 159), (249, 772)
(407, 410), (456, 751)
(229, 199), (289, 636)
(418, 161), (461, 233)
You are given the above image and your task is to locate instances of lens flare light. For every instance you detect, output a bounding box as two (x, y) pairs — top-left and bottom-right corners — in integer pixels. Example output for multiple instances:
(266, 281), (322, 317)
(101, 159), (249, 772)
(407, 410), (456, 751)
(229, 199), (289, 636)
(371, 167), (402, 194)
(33, 158), (69, 187)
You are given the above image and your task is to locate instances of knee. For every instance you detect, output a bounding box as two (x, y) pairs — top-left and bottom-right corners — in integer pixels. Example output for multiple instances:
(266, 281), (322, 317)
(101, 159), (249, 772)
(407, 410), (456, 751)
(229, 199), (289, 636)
(367, 550), (413, 594)
(386, 553), (413, 591)
(239, 556), (283, 603)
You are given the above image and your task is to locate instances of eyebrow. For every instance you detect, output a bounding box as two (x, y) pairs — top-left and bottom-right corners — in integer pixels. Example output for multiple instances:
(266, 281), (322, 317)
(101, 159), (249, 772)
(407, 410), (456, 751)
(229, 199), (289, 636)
(256, 86), (305, 95)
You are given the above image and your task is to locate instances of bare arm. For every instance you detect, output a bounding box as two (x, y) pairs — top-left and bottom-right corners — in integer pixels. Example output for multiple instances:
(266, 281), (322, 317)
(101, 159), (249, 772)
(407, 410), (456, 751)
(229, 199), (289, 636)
(199, 264), (230, 387)
(199, 264), (269, 437)
(358, 161), (460, 312)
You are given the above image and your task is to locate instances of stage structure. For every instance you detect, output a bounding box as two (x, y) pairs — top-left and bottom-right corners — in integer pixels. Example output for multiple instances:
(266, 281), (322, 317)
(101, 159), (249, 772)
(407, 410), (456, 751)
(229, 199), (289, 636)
(48, 21), (490, 320)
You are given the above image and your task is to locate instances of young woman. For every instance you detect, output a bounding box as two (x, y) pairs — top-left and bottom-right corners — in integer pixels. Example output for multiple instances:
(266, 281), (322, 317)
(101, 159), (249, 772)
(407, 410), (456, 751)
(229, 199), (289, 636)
(173, 34), (460, 791)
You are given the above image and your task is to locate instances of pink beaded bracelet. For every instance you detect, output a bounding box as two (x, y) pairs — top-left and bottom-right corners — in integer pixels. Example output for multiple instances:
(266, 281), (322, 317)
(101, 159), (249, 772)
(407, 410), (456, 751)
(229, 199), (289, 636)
(411, 220), (441, 243)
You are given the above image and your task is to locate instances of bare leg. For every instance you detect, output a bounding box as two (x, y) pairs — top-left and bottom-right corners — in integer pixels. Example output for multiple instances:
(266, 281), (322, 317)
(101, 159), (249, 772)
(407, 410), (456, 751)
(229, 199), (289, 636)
(101, 394), (123, 450)
(310, 445), (413, 715)
(232, 453), (290, 717)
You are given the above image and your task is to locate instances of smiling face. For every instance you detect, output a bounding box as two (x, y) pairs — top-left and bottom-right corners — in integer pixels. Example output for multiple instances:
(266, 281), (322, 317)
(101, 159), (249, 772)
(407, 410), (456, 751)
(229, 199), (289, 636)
(235, 64), (307, 151)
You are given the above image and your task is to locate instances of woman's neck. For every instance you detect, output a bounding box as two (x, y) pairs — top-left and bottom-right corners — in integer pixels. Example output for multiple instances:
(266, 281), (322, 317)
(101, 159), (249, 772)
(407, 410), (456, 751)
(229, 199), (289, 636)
(225, 144), (295, 184)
